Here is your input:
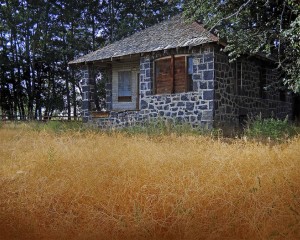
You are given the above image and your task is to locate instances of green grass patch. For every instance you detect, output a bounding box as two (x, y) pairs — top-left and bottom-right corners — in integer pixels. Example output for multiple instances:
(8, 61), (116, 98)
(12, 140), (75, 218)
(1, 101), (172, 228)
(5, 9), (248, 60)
(244, 117), (299, 140)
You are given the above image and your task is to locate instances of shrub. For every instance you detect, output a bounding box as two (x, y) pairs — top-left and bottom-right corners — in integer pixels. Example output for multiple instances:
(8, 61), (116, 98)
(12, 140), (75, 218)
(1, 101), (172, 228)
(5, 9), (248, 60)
(245, 116), (299, 140)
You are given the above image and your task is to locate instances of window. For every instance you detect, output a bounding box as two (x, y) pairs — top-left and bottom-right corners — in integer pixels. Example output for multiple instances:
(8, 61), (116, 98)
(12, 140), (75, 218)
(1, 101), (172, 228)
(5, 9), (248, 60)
(118, 71), (132, 102)
(155, 55), (193, 94)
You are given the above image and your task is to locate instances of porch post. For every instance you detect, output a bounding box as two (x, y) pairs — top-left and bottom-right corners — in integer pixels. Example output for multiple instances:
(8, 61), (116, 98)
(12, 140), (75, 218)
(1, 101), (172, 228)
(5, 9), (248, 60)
(80, 64), (95, 122)
(105, 67), (113, 110)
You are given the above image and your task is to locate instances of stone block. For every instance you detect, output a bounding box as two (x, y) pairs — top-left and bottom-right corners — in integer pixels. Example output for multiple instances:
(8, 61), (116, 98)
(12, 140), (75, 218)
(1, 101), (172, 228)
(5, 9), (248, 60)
(203, 70), (214, 80)
(203, 90), (214, 100)
(141, 100), (148, 109)
(204, 53), (213, 62)
(200, 81), (207, 89)
(193, 65), (198, 74)
(141, 83), (147, 90)
(191, 95), (199, 101)
(193, 58), (200, 65)
(197, 113), (202, 121)
(146, 69), (150, 78)
(181, 95), (189, 101)
(178, 111), (184, 116)
(198, 64), (207, 70)
(144, 62), (150, 69)
(207, 81), (214, 89)
(199, 105), (208, 110)
(193, 74), (202, 80)
(193, 81), (199, 91)
(82, 101), (89, 110)
(186, 102), (194, 111)
(202, 111), (213, 121)
(190, 116), (196, 122)
(209, 101), (214, 110)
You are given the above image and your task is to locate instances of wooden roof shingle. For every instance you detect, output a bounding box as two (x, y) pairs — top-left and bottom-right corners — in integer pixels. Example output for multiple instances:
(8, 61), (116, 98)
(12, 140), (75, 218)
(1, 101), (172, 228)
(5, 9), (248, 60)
(69, 15), (219, 65)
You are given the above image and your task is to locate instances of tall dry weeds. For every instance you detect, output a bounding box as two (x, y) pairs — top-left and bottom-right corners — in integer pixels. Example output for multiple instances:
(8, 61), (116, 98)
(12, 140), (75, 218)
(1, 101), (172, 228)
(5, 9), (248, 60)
(0, 124), (299, 239)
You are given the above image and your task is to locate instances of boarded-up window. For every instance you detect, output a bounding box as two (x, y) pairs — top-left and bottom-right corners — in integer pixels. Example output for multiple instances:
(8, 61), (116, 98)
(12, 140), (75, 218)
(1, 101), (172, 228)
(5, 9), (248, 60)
(155, 58), (173, 94)
(174, 56), (187, 93)
(118, 71), (132, 102)
(155, 56), (192, 94)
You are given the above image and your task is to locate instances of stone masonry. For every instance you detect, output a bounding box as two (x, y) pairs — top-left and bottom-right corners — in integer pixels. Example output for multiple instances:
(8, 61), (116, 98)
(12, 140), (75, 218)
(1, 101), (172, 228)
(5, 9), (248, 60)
(139, 46), (215, 128)
(82, 44), (293, 129)
(214, 49), (293, 128)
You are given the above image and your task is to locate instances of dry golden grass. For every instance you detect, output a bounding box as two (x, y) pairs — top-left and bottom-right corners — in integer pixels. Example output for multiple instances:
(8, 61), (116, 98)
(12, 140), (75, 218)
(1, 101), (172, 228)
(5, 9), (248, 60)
(0, 123), (299, 240)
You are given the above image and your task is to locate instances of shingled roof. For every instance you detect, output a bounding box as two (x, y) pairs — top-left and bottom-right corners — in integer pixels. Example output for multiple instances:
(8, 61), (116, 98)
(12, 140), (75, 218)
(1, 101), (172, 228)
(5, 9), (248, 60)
(69, 15), (219, 65)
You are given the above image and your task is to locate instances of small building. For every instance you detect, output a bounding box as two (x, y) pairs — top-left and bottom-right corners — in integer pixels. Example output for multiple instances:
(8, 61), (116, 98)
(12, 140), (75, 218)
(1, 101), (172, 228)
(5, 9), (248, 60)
(69, 15), (292, 129)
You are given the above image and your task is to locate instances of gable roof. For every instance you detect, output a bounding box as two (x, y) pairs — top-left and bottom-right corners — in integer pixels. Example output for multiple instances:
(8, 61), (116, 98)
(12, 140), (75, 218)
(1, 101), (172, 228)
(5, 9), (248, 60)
(69, 15), (219, 65)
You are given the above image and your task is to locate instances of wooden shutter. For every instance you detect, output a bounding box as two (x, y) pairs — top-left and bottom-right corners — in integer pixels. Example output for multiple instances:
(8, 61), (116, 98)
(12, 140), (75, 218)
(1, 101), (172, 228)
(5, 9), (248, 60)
(155, 56), (188, 94)
(174, 56), (187, 93)
(155, 58), (173, 94)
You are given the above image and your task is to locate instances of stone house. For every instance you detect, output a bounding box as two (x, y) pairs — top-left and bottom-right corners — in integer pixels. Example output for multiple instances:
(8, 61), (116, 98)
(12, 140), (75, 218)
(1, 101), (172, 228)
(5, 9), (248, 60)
(69, 15), (293, 129)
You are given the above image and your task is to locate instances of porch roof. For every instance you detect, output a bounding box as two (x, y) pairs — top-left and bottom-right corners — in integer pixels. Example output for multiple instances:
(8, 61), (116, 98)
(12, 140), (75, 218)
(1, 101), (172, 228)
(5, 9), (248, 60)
(69, 15), (219, 65)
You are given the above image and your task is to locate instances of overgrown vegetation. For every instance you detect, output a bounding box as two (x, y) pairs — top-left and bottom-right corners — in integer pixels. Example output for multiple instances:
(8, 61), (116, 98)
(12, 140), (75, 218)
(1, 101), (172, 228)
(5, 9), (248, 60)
(245, 117), (299, 140)
(0, 123), (299, 239)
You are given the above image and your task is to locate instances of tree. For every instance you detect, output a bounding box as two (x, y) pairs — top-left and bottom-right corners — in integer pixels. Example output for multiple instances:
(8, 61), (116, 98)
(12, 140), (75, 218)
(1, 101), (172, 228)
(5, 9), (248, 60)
(183, 0), (300, 92)
(0, 0), (183, 119)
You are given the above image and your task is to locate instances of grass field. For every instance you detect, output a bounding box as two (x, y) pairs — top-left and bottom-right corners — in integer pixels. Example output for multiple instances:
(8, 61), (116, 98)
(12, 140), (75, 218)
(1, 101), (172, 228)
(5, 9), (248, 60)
(0, 123), (299, 239)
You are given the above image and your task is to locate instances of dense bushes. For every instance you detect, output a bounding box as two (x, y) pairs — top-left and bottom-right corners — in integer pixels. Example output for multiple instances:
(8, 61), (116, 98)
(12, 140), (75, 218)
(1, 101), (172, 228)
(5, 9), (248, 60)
(245, 117), (299, 140)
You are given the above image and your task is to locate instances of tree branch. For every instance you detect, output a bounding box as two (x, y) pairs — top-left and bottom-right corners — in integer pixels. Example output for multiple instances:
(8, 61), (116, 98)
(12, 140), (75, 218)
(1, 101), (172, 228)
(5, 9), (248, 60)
(209, 0), (252, 31)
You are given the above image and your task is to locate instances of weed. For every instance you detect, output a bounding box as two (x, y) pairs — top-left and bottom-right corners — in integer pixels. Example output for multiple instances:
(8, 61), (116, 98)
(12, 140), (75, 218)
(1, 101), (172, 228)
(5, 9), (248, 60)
(245, 115), (299, 140)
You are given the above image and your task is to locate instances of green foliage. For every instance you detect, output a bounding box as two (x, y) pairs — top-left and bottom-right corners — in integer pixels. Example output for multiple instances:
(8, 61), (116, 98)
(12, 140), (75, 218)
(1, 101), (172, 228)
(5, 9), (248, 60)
(0, 0), (182, 118)
(282, 15), (300, 93)
(245, 117), (299, 140)
(183, 0), (300, 93)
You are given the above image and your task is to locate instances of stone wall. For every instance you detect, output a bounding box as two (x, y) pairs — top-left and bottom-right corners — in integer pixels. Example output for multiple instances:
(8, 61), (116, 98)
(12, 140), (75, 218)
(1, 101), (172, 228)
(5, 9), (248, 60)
(139, 46), (215, 128)
(91, 111), (141, 129)
(81, 45), (293, 129)
(214, 49), (293, 128)
(140, 57), (153, 98)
